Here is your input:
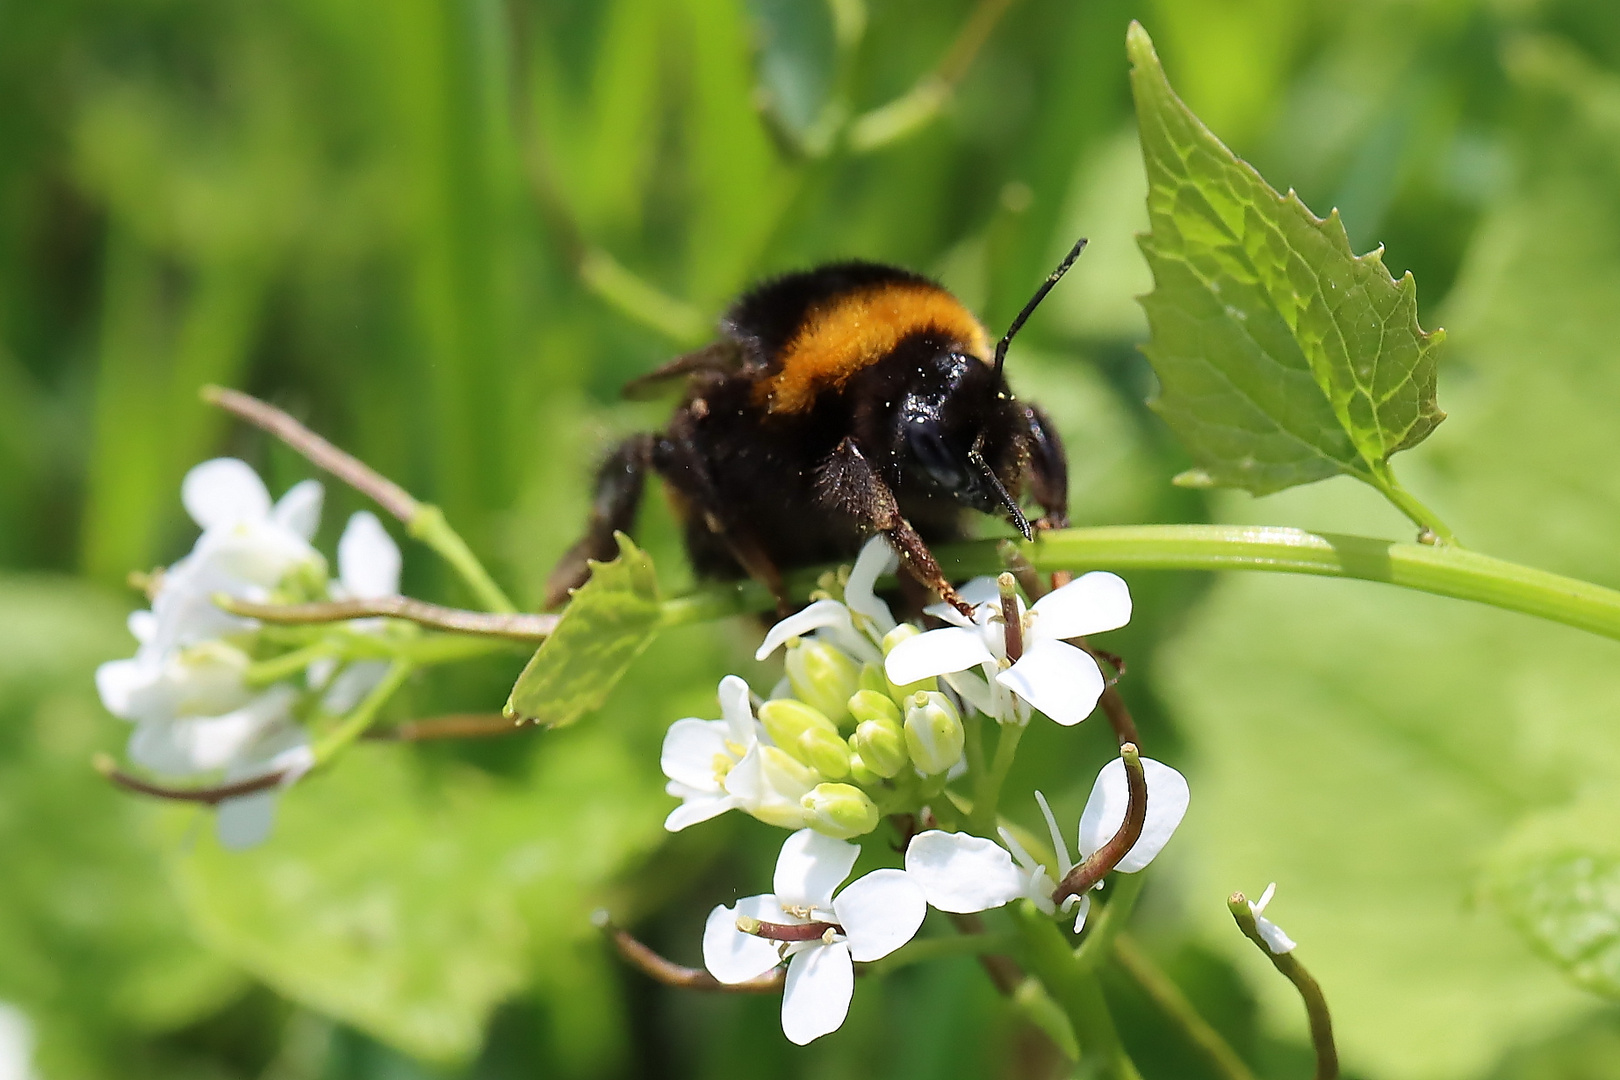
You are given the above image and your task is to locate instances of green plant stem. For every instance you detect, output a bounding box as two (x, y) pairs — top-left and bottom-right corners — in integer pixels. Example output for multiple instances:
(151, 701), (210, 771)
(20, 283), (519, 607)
(312, 660), (414, 764)
(968, 718), (1026, 836)
(1015, 903), (1142, 1080)
(1112, 931), (1256, 1080)
(406, 505), (515, 614)
(863, 931), (1020, 976)
(1229, 895), (1338, 1080)
(661, 525), (1620, 644)
(1074, 872), (1145, 973)
(1370, 468), (1458, 545)
(245, 641), (337, 687)
(396, 633), (528, 666)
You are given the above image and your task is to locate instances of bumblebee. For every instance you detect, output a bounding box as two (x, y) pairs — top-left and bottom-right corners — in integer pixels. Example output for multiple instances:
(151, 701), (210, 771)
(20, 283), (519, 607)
(545, 239), (1086, 616)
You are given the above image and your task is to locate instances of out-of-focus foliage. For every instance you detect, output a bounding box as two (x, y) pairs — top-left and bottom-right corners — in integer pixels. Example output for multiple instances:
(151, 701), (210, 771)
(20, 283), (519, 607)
(7, 0), (1620, 1078)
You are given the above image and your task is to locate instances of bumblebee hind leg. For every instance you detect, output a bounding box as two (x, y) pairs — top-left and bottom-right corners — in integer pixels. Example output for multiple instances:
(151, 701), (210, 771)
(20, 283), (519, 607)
(544, 434), (654, 609)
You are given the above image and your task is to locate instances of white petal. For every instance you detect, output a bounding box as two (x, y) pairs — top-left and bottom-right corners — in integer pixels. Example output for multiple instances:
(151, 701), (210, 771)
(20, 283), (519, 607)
(885, 626), (995, 686)
(833, 868), (926, 960)
(664, 794), (738, 832)
(1077, 757), (1190, 873)
(904, 831), (1025, 913)
(782, 942), (854, 1045)
(320, 660), (390, 713)
(1255, 882), (1278, 913)
(1072, 893), (1092, 934)
(755, 599), (855, 661)
(272, 479), (325, 541)
(217, 791), (278, 849)
(1034, 790), (1074, 876)
(996, 639), (1104, 726)
(95, 658), (148, 719)
(337, 511), (401, 598)
(704, 896), (787, 984)
(660, 718), (731, 792)
(1255, 914), (1297, 954)
(941, 670), (996, 717)
(774, 828), (859, 910)
(845, 537), (898, 634)
(128, 609), (157, 644)
(182, 458), (271, 529)
(923, 576), (1003, 626)
(717, 675), (756, 746)
(1030, 571), (1132, 641)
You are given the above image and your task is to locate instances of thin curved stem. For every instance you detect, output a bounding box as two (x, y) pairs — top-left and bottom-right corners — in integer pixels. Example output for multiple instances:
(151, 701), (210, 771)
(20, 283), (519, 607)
(596, 914), (783, 994)
(1055, 744), (1146, 905)
(1229, 894), (1338, 1080)
(220, 596), (556, 641)
(365, 713), (522, 741)
(94, 753), (289, 805)
(1113, 931), (1257, 1080)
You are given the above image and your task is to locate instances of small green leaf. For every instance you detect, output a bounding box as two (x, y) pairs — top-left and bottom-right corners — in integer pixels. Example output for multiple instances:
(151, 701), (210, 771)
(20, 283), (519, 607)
(1127, 22), (1445, 498)
(1488, 796), (1620, 999)
(503, 533), (662, 727)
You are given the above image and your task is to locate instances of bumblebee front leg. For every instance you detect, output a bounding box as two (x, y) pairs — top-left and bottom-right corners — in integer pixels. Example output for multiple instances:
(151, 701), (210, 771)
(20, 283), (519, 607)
(544, 434), (654, 609)
(1023, 404), (1070, 531)
(817, 438), (972, 619)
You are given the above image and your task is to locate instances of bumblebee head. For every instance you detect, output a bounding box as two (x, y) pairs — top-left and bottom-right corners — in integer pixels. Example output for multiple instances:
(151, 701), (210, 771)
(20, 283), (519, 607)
(887, 347), (1032, 540)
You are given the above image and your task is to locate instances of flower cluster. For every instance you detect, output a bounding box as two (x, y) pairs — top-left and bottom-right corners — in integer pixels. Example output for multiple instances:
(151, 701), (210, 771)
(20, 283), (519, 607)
(95, 458), (403, 848)
(658, 538), (1192, 1043)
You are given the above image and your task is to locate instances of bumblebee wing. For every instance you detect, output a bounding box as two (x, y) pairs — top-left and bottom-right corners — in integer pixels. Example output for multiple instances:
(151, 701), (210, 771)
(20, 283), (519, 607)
(620, 340), (743, 400)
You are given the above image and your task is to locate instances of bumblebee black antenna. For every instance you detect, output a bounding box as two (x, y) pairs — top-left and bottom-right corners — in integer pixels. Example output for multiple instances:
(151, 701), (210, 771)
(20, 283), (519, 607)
(993, 236), (1088, 376)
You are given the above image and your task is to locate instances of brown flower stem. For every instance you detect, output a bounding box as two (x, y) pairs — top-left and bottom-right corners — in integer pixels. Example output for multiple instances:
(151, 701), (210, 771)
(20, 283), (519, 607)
(201, 386), (516, 613)
(947, 911), (1025, 995)
(1228, 894), (1338, 1080)
(364, 714), (522, 741)
(1112, 931), (1257, 1080)
(594, 913), (783, 994)
(218, 596), (556, 641)
(1097, 686), (1140, 749)
(1053, 744), (1145, 905)
(998, 572), (1024, 662)
(93, 753), (289, 805)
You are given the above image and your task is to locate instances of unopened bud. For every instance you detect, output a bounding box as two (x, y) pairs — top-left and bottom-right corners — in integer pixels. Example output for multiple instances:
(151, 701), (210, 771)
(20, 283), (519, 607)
(848, 688), (902, 726)
(759, 698), (839, 749)
(800, 782), (880, 839)
(858, 662), (890, 696)
(850, 714), (909, 778)
(904, 690), (964, 776)
(796, 727), (852, 779)
(847, 751), (882, 787)
(785, 641), (861, 726)
(746, 747), (820, 829)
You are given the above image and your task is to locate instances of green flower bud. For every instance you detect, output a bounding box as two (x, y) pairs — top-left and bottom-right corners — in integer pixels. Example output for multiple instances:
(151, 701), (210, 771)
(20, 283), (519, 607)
(847, 751), (882, 787)
(747, 747), (820, 829)
(850, 714), (909, 778)
(785, 640), (861, 725)
(904, 690), (964, 776)
(848, 688), (902, 726)
(858, 662), (891, 696)
(800, 782), (880, 839)
(796, 727), (852, 779)
(758, 698), (839, 748)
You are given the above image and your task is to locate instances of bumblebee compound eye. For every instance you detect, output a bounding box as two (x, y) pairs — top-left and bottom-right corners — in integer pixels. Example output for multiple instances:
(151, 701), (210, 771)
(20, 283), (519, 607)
(900, 399), (968, 492)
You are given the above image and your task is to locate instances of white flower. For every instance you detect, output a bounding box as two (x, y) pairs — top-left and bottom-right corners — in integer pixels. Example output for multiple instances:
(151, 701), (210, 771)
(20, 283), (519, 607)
(307, 511), (403, 711)
(753, 536), (898, 668)
(1248, 882), (1297, 954)
(660, 675), (763, 830)
(703, 829), (926, 1044)
(0, 1001), (36, 1080)
(903, 756), (1189, 932)
(883, 572), (1131, 725)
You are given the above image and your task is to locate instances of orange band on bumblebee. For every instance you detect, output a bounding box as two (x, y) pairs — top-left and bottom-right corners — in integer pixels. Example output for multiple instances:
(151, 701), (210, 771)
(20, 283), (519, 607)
(753, 282), (992, 415)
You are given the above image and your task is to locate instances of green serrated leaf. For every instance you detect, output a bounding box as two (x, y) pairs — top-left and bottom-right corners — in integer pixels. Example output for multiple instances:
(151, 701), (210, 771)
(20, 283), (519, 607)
(1488, 795), (1620, 999)
(1127, 22), (1445, 498)
(503, 533), (662, 727)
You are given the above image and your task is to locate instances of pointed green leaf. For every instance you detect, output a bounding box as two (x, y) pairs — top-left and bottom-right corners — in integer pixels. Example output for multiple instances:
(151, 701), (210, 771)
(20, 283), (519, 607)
(503, 533), (662, 727)
(1128, 22), (1445, 497)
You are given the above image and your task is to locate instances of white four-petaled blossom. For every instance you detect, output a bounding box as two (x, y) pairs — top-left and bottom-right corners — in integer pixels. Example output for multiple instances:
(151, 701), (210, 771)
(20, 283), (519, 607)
(660, 675), (764, 831)
(904, 755), (1189, 931)
(883, 572), (1131, 725)
(1249, 882), (1297, 954)
(95, 459), (404, 849)
(703, 829), (925, 1044)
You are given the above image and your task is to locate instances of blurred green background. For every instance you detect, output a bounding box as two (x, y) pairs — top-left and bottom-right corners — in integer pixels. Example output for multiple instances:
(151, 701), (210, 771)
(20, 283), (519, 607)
(9, 0), (1620, 1077)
